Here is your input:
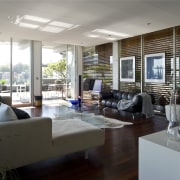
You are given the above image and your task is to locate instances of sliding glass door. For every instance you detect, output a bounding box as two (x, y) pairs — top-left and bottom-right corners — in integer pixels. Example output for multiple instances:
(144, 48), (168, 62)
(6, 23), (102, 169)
(12, 40), (31, 105)
(42, 44), (74, 102)
(0, 42), (11, 98)
(0, 39), (76, 105)
(0, 39), (31, 106)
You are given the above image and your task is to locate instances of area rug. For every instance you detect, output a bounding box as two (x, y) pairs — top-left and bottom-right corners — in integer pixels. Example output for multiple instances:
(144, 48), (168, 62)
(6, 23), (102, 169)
(53, 107), (133, 129)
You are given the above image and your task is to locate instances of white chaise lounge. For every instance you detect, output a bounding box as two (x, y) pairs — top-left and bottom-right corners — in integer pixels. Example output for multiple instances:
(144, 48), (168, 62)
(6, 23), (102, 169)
(0, 97), (105, 170)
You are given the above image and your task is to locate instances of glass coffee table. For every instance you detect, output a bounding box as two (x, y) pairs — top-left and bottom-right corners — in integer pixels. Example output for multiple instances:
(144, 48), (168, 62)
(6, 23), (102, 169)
(54, 103), (128, 129)
(54, 102), (106, 128)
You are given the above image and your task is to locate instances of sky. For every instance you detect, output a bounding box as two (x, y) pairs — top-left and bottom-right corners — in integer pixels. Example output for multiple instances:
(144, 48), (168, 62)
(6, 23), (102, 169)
(0, 44), (63, 66)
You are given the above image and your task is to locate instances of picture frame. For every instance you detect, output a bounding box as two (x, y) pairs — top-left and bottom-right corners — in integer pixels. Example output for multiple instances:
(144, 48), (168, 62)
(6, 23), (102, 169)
(144, 52), (165, 83)
(170, 57), (180, 83)
(120, 56), (135, 82)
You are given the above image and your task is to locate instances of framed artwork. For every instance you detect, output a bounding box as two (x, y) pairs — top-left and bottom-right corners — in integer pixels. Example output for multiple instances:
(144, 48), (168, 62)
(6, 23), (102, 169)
(120, 56), (135, 82)
(144, 53), (165, 83)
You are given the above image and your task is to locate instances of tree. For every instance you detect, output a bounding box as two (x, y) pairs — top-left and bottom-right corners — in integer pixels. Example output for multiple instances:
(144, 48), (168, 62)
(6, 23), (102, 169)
(13, 63), (29, 73)
(0, 64), (10, 72)
(43, 59), (67, 82)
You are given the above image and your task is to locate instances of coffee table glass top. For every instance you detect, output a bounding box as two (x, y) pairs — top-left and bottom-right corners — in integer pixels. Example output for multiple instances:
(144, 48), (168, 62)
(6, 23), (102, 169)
(54, 102), (105, 127)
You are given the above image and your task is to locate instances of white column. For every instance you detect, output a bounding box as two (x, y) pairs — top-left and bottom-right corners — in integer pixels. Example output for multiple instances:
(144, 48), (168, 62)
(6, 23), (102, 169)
(112, 41), (119, 90)
(71, 45), (83, 99)
(31, 40), (42, 104)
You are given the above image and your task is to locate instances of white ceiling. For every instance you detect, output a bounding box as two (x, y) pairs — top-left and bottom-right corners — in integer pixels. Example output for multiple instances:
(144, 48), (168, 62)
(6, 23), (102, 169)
(0, 0), (180, 47)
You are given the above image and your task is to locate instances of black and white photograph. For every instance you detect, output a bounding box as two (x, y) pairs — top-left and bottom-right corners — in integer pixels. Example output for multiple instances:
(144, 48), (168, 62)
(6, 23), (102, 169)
(144, 53), (165, 83)
(120, 56), (135, 82)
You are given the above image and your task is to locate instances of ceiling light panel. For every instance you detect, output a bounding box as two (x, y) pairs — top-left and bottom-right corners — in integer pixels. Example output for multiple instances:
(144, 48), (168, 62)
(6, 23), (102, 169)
(93, 29), (129, 37)
(68, 25), (80, 30)
(49, 21), (73, 28)
(106, 37), (117, 41)
(23, 15), (51, 23)
(19, 22), (39, 29)
(87, 34), (100, 38)
(40, 26), (65, 33)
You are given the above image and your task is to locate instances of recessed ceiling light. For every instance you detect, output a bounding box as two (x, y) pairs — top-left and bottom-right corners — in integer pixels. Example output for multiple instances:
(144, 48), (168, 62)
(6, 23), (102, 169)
(19, 22), (39, 29)
(40, 26), (65, 33)
(93, 29), (129, 37)
(49, 21), (73, 28)
(23, 15), (50, 23)
(106, 37), (117, 41)
(87, 34), (100, 38)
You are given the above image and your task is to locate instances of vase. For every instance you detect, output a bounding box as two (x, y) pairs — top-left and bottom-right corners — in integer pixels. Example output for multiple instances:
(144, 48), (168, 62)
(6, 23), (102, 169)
(167, 91), (180, 141)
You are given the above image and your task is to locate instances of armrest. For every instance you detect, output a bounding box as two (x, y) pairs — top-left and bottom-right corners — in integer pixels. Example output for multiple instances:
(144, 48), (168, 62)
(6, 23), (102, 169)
(132, 94), (142, 106)
(0, 117), (52, 169)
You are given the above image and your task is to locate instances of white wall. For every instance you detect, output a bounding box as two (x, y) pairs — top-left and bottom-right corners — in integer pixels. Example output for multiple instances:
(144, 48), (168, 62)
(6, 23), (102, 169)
(72, 46), (82, 99)
(112, 41), (119, 90)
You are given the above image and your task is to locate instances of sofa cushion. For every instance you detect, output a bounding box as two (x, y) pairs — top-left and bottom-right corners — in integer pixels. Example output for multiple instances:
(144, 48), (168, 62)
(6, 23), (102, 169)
(51, 119), (105, 155)
(11, 107), (31, 119)
(0, 103), (18, 122)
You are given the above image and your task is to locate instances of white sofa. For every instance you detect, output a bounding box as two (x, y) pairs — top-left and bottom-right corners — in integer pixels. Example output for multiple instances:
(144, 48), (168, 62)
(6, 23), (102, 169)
(0, 97), (105, 170)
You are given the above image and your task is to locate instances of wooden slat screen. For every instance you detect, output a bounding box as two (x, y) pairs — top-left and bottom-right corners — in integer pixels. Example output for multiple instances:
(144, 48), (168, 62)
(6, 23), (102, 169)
(118, 28), (174, 104)
(119, 36), (141, 93)
(143, 28), (173, 104)
(82, 26), (180, 104)
(83, 43), (112, 91)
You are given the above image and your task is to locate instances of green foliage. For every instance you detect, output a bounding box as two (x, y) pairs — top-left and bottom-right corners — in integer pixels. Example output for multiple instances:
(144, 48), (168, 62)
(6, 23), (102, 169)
(43, 59), (67, 81)
(0, 167), (20, 180)
(83, 73), (89, 79)
(0, 79), (6, 85)
(86, 64), (110, 71)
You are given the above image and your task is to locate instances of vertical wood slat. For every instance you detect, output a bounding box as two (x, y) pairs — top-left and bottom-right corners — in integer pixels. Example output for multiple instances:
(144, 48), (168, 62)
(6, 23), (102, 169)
(119, 36), (141, 93)
(144, 28), (173, 104)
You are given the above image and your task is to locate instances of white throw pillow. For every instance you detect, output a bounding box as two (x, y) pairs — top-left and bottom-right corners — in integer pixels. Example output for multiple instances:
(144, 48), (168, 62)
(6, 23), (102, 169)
(0, 103), (18, 122)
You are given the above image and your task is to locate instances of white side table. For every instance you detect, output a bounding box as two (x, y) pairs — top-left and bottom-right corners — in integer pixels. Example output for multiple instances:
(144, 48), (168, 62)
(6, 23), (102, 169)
(139, 130), (180, 180)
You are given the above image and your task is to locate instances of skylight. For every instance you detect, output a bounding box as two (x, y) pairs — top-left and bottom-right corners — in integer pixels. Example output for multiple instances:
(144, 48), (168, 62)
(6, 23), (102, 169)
(40, 26), (65, 33)
(49, 21), (73, 28)
(11, 14), (79, 34)
(23, 15), (50, 23)
(19, 22), (39, 29)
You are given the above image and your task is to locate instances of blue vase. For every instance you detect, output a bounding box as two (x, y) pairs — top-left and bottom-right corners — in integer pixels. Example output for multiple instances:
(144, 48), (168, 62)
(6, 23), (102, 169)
(78, 96), (81, 107)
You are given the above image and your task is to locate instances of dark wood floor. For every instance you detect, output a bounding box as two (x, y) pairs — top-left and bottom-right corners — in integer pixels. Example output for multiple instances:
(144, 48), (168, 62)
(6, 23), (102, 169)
(17, 102), (168, 180)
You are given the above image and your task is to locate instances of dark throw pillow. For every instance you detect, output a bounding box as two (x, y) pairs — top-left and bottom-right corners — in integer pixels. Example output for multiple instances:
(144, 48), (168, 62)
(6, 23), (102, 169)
(11, 107), (31, 119)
